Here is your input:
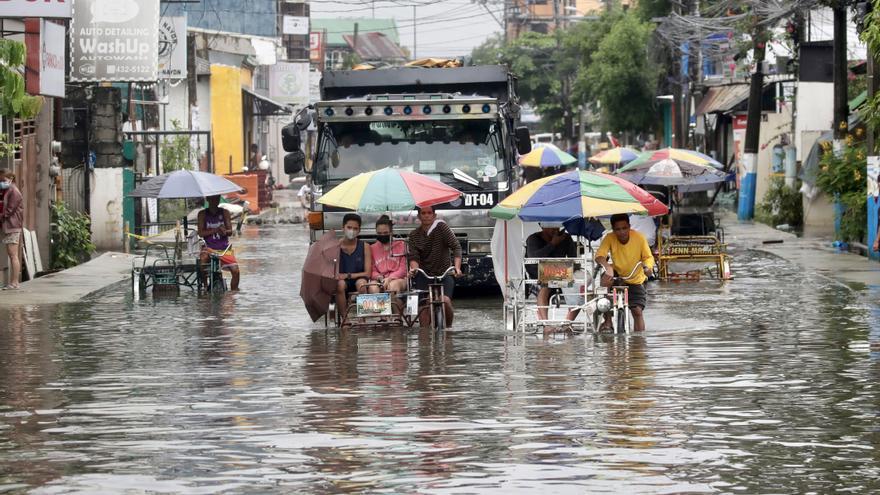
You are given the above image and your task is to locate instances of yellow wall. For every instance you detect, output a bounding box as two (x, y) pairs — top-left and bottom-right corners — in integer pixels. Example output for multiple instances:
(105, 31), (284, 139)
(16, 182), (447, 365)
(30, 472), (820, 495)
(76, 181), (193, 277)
(211, 64), (244, 174)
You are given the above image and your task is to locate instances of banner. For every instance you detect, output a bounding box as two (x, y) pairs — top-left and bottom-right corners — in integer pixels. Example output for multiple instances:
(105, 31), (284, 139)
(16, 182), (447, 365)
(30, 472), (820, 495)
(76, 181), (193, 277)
(283, 16), (309, 36)
(70, 0), (159, 82)
(0, 0), (71, 18)
(270, 62), (310, 106)
(309, 31), (322, 63)
(158, 16), (187, 79)
(24, 19), (65, 98)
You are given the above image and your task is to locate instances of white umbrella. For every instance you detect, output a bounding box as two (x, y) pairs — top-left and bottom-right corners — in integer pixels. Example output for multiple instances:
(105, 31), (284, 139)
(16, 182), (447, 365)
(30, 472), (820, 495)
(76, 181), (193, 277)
(128, 170), (243, 199)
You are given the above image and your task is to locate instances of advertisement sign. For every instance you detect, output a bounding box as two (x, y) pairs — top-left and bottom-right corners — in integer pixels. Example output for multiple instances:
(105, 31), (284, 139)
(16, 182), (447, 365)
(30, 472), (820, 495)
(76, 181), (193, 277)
(24, 19), (65, 97)
(70, 0), (159, 82)
(283, 16), (309, 35)
(356, 293), (392, 317)
(309, 31), (322, 63)
(537, 260), (574, 288)
(269, 62), (310, 106)
(0, 0), (71, 18)
(732, 114), (748, 188)
(158, 16), (186, 79)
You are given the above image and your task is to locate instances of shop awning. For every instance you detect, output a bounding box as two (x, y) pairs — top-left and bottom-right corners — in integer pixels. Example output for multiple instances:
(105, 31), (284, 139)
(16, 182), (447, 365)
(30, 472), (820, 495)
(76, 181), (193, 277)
(694, 84), (750, 116)
(243, 88), (292, 116)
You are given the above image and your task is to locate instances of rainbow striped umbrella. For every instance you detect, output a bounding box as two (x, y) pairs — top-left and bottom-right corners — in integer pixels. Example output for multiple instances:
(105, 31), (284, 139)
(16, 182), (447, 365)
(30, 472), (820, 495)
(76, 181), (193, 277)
(617, 148), (726, 186)
(588, 147), (640, 166)
(317, 167), (461, 212)
(489, 169), (668, 222)
(519, 143), (577, 168)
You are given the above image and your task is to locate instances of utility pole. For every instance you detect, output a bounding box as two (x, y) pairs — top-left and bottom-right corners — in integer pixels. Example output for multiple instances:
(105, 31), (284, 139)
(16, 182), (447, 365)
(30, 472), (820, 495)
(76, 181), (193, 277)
(832, 2), (849, 152)
(413, 6), (417, 59)
(738, 27), (766, 221)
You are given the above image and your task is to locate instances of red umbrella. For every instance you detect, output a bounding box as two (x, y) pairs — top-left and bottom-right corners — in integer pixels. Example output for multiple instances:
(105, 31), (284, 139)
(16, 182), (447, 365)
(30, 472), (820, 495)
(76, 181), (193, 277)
(300, 231), (340, 322)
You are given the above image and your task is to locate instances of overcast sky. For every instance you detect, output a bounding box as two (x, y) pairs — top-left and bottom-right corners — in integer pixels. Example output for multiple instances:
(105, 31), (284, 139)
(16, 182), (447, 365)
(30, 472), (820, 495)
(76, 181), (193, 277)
(310, 0), (503, 58)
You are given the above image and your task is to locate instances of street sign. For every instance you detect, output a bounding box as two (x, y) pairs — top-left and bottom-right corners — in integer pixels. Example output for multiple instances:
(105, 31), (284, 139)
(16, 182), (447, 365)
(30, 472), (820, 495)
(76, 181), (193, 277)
(70, 0), (159, 82)
(282, 16), (308, 36)
(0, 0), (71, 18)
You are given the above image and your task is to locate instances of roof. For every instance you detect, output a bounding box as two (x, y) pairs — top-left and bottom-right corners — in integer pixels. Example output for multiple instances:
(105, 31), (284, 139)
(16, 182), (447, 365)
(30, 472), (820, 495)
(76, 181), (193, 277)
(343, 32), (406, 61)
(694, 84), (750, 116)
(242, 88), (292, 116)
(310, 18), (400, 46)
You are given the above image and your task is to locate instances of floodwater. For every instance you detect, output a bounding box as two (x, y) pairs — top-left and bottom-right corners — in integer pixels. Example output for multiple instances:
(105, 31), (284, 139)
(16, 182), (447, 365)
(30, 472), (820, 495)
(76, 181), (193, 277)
(1, 225), (879, 494)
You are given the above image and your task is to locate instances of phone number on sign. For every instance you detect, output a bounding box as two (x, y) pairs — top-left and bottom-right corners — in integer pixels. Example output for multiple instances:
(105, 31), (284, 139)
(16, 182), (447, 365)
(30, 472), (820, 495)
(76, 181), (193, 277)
(107, 65), (153, 75)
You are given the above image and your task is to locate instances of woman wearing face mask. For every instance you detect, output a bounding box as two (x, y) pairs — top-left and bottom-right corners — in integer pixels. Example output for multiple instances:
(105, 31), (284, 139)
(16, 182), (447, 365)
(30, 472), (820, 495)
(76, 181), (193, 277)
(0, 169), (22, 290)
(369, 215), (407, 294)
(336, 213), (372, 317)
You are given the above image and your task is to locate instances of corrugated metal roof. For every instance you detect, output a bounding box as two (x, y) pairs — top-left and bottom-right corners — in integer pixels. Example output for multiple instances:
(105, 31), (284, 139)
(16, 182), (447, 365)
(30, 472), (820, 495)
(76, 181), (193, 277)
(310, 18), (400, 46)
(343, 32), (406, 61)
(694, 84), (750, 116)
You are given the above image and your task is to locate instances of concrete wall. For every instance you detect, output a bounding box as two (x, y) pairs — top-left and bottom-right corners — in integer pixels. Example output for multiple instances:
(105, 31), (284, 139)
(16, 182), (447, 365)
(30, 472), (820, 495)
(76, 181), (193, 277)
(803, 190), (836, 238)
(89, 168), (124, 251)
(210, 64), (245, 175)
(795, 82), (833, 162)
(755, 109), (793, 205)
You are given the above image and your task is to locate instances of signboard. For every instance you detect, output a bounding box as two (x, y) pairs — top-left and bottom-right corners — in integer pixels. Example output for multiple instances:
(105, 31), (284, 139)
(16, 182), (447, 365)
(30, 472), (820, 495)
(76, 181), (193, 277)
(537, 260), (574, 288)
(283, 15), (309, 35)
(732, 114), (748, 189)
(24, 19), (65, 97)
(0, 0), (71, 18)
(356, 293), (392, 317)
(269, 61), (310, 106)
(70, 0), (160, 82)
(309, 31), (322, 63)
(158, 16), (186, 79)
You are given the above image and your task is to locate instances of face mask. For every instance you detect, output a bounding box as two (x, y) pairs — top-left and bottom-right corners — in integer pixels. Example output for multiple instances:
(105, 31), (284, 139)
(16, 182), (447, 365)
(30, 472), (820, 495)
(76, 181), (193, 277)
(0, 181), (8, 190)
(344, 228), (358, 240)
(376, 234), (391, 244)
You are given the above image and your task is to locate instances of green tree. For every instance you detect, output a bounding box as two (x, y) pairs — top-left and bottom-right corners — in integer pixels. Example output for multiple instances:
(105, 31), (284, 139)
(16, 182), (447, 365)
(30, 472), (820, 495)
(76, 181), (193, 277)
(0, 39), (43, 158)
(584, 13), (659, 134)
(470, 33), (504, 66)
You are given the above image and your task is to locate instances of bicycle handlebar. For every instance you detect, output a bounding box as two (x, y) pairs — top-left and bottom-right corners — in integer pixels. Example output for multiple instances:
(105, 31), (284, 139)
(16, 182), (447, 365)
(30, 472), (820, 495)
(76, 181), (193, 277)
(413, 266), (456, 282)
(600, 261), (644, 281)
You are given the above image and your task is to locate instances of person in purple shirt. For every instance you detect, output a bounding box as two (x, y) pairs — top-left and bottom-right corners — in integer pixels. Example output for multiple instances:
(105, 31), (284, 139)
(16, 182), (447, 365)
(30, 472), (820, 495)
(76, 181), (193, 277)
(197, 195), (240, 290)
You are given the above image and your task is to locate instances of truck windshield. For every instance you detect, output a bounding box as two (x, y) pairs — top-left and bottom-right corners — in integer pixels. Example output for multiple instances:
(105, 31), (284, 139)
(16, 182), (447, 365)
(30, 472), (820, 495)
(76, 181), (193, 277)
(315, 119), (505, 187)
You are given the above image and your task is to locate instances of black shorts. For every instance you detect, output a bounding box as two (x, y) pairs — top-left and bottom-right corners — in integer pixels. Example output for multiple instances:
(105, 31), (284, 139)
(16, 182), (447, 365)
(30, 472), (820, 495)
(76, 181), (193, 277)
(413, 273), (455, 299)
(614, 280), (647, 309)
(344, 277), (366, 293)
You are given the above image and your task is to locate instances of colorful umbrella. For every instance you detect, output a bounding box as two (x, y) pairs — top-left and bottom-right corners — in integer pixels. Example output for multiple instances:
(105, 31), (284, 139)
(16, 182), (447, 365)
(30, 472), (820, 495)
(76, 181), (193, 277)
(489, 169), (668, 222)
(617, 148), (726, 186)
(618, 148), (723, 172)
(519, 143), (577, 168)
(317, 167), (461, 212)
(588, 147), (640, 166)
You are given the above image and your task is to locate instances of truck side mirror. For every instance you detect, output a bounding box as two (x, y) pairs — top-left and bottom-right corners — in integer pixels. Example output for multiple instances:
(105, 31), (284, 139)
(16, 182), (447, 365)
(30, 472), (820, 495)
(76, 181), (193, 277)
(515, 126), (532, 155)
(284, 150), (305, 175)
(282, 123), (302, 152)
(294, 111), (312, 131)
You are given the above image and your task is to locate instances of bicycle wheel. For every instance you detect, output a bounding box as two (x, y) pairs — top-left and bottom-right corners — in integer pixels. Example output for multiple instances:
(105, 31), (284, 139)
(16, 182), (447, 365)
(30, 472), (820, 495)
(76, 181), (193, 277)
(433, 302), (445, 331)
(616, 308), (628, 334)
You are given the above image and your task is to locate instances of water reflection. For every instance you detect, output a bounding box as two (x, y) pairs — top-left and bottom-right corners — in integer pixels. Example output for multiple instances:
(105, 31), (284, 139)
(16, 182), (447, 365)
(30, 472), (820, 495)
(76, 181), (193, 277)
(0, 227), (877, 493)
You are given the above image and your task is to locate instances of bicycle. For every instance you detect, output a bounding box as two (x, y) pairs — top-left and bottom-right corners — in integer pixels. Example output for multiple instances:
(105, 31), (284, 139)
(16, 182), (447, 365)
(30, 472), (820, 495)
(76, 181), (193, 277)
(412, 266), (457, 331)
(198, 245), (233, 294)
(593, 261), (644, 334)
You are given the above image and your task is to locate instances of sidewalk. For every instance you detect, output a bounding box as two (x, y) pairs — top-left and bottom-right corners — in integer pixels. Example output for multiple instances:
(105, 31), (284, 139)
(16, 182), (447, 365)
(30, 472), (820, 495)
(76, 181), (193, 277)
(0, 252), (139, 306)
(721, 212), (879, 289)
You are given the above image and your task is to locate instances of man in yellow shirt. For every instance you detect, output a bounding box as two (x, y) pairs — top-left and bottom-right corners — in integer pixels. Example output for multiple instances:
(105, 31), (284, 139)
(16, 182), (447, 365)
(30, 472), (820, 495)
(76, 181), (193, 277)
(595, 213), (655, 332)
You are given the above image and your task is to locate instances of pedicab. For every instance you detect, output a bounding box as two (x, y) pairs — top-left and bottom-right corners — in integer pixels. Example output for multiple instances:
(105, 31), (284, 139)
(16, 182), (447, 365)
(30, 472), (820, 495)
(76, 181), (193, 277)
(490, 169), (668, 334)
(127, 170), (244, 298)
(303, 167), (462, 330)
(617, 148), (733, 281)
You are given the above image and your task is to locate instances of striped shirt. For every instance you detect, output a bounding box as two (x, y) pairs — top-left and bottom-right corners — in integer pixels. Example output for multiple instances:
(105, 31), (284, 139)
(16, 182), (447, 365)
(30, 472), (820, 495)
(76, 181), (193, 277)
(407, 221), (461, 276)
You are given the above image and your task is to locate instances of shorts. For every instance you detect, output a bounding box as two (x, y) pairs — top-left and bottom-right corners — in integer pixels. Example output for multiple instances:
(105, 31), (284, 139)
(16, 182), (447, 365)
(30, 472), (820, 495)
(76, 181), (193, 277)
(614, 279), (647, 309)
(413, 272), (455, 299)
(343, 277), (366, 293)
(2, 232), (20, 245)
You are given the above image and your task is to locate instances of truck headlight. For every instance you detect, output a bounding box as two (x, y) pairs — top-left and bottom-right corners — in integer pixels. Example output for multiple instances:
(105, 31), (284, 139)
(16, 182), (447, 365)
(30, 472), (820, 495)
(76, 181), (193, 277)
(468, 241), (491, 254)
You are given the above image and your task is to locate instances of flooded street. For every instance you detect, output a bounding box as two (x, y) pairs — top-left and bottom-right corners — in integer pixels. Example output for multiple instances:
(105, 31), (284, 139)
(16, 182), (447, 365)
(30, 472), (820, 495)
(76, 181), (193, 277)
(1, 224), (879, 493)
